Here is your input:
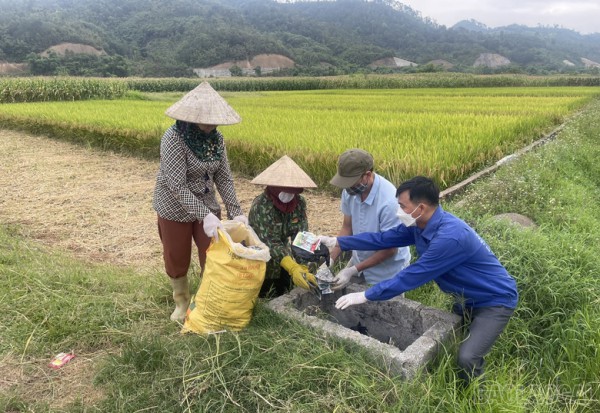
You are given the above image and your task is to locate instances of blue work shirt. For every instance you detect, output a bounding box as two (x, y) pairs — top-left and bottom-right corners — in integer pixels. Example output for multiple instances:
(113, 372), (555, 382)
(341, 174), (411, 284)
(337, 205), (518, 309)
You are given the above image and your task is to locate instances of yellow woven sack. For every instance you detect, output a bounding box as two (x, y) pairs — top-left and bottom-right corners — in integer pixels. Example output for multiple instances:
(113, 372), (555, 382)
(183, 220), (271, 334)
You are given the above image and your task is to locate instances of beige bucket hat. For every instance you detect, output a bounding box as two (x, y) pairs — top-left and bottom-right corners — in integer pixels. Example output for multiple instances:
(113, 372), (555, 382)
(165, 81), (241, 125)
(251, 155), (317, 188)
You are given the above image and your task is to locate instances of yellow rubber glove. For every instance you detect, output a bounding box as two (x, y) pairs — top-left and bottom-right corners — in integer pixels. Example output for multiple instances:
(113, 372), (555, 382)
(280, 256), (318, 290)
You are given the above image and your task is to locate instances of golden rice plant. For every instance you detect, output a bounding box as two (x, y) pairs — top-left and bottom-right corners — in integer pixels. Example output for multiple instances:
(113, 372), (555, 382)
(1, 87), (598, 190)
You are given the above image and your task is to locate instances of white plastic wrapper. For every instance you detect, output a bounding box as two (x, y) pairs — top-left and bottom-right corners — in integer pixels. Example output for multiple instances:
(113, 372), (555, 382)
(315, 263), (335, 295)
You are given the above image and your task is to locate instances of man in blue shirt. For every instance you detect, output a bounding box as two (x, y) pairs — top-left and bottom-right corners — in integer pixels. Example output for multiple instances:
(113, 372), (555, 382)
(320, 176), (517, 385)
(327, 149), (411, 290)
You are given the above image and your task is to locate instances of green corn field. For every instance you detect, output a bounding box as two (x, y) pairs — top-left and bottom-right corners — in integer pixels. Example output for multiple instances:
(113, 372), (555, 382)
(2, 74), (600, 103)
(122, 74), (600, 92)
(0, 77), (127, 102)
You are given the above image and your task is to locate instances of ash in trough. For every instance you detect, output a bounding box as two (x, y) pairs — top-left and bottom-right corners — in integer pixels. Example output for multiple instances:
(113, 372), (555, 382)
(267, 284), (461, 379)
(298, 290), (418, 350)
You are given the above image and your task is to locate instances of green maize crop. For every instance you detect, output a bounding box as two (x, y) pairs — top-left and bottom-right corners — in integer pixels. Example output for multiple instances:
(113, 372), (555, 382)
(0, 77), (127, 103)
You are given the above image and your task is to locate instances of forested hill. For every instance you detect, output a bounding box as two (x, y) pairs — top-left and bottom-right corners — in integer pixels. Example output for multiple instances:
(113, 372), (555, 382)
(1, 0), (599, 77)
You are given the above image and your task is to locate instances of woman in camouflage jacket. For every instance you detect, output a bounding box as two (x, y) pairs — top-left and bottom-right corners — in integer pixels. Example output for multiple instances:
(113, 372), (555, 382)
(248, 156), (318, 297)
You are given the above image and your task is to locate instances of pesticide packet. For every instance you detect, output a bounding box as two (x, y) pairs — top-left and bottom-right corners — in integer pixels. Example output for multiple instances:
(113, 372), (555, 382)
(292, 231), (321, 253)
(49, 352), (75, 369)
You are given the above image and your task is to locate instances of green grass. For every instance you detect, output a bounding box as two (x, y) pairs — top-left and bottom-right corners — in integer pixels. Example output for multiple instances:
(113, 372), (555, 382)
(1, 98), (600, 411)
(447, 99), (600, 405)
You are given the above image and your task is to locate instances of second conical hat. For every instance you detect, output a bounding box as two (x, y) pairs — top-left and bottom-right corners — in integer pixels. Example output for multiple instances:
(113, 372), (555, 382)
(251, 156), (317, 188)
(165, 81), (241, 125)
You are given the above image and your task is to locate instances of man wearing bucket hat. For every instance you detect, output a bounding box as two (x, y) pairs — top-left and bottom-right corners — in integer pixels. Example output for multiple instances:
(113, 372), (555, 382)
(327, 148), (410, 290)
(153, 81), (248, 321)
(248, 155), (321, 297)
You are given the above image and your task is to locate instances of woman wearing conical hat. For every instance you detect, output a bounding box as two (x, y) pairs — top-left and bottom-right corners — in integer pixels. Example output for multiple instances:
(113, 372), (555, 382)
(248, 155), (321, 297)
(153, 82), (247, 322)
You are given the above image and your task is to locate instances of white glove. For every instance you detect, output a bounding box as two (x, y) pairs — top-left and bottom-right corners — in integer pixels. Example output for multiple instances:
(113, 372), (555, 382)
(319, 235), (338, 250)
(335, 292), (368, 310)
(328, 255), (336, 268)
(233, 215), (248, 225)
(203, 212), (223, 240)
(332, 265), (358, 291)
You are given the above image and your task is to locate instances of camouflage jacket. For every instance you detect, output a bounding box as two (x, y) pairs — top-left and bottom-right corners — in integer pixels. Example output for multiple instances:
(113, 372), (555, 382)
(248, 192), (308, 280)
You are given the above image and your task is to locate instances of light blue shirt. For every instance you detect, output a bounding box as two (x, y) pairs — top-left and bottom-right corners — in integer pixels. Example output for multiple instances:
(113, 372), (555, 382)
(341, 174), (411, 284)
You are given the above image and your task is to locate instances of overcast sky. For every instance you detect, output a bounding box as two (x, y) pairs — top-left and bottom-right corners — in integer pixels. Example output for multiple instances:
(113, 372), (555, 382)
(399, 0), (600, 34)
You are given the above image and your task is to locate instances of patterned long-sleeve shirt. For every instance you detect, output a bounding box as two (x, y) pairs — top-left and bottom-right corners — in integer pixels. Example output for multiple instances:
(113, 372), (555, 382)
(248, 192), (308, 280)
(153, 125), (242, 222)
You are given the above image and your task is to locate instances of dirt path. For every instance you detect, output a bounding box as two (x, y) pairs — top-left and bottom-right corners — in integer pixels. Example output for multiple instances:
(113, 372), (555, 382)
(0, 129), (342, 272)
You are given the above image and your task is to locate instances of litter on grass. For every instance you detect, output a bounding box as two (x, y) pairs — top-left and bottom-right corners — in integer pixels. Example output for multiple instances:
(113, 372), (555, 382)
(49, 352), (76, 369)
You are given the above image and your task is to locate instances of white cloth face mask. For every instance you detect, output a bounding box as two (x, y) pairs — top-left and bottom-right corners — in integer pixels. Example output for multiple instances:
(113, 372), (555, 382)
(396, 204), (422, 227)
(278, 192), (295, 203)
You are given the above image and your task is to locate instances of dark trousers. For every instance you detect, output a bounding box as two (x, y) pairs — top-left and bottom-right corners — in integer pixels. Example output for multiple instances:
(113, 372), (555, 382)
(453, 305), (515, 385)
(157, 215), (215, 278)
(259, 269), (292, 298)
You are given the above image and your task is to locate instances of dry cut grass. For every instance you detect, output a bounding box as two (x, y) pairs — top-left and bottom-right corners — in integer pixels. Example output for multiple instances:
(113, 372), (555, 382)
(1, 352), (106, 410)
(0, 130), (342, 272)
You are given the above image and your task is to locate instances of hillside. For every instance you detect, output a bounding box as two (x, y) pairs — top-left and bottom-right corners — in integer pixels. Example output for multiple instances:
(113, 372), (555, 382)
(0, 0), (599, 77)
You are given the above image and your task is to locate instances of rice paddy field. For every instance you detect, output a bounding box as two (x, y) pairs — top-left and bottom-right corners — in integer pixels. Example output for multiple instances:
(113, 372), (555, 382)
(1, 86), (599, 190)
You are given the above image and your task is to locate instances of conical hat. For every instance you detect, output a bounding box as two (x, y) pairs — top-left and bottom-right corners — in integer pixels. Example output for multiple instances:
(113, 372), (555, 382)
(251, 156), (317, 188)
(165, 82), (241, 125)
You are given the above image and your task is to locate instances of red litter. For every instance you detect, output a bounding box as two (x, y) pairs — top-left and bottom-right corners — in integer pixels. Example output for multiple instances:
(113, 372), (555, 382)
(48, 352), (76, 369)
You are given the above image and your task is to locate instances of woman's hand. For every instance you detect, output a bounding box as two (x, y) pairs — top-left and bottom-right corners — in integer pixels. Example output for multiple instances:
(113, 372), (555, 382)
(203, 213), (223, 240)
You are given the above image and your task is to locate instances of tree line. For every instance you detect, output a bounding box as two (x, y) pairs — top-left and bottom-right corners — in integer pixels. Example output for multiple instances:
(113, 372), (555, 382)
(0, 0), (598, 77)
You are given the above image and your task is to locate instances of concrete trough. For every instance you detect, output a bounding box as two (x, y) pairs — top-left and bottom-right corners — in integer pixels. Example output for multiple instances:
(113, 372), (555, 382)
(267, 284), (461, 379)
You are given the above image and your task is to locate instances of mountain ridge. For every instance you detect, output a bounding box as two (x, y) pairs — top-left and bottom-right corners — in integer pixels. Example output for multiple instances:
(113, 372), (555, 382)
(0, 0), (598, 77)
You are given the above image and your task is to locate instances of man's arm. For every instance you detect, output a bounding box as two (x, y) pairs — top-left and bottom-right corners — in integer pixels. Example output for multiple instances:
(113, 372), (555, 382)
(354, 248), (398, 272)
(337, 225), (415, 252)
(330, 214), (352, 262)
(365, 237), (465, 301)
(351, 201), (402, 272)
